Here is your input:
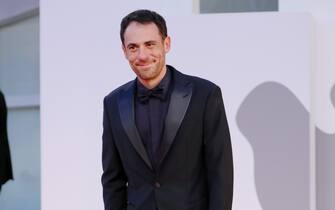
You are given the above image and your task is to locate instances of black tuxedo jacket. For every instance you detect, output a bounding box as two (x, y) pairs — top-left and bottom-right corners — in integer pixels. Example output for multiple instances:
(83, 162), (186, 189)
(102, 66), (233, 210)
(0, 91), (13, 189)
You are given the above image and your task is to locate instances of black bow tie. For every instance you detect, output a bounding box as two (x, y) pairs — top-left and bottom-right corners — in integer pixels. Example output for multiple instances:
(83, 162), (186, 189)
(137, 87), (165, 103)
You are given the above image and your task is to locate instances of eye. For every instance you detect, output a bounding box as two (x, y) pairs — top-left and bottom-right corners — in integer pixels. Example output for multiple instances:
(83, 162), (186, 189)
(146, 42), (155, 48)
(127, 45), (137, 51)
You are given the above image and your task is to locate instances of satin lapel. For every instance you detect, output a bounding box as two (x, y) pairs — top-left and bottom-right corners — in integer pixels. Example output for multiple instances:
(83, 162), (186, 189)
(118, 82), (153, 170)
(158, 78), (193, 165)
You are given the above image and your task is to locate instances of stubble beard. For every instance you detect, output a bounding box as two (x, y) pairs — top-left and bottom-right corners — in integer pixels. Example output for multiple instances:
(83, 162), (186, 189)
(134, 60), (164, 82)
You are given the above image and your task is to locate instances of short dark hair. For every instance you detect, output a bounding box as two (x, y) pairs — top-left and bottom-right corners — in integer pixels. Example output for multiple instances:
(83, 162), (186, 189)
(120, 9), (168, 45)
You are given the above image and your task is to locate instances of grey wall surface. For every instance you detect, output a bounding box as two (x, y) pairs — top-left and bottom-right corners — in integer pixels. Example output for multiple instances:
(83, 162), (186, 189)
(0, 0), (38, 21)
(0, 16), (40, 96)
(0, 15), (40, 210)
(200, 0), (278, 13)
(316, 84), (335, 210)
(0, 108), (40, 210)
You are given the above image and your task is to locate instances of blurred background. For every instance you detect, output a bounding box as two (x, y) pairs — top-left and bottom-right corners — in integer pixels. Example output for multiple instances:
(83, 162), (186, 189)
(0, 0), (334, 210)
(0, 1), (40, 209)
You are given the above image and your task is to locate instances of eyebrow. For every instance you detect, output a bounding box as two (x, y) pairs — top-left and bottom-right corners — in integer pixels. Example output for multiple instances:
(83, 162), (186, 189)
(145, 40), (157, 44)
(126, 43), (138, 48)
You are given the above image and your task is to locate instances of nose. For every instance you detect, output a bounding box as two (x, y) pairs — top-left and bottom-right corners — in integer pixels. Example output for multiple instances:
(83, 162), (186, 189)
(137, 47), (149, 61)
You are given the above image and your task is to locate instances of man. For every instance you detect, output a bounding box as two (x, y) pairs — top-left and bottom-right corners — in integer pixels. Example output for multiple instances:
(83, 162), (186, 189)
(102, 9), (233, 210)
(0, 90), (13, 192)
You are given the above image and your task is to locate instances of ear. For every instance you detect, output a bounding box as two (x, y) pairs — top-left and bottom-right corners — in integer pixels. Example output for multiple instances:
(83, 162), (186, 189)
(164, 36), (171, 53)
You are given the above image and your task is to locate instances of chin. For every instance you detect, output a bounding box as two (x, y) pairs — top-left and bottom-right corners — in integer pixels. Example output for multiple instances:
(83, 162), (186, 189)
(139, 72), (156, 80)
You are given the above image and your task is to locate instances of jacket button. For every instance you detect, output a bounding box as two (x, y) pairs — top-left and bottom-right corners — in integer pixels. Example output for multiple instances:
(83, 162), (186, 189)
(155, 181), (161, 188)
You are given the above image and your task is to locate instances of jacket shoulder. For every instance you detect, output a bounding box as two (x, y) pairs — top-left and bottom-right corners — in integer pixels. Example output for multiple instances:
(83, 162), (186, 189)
(103, 80), (133, 103)
(170, 65), (219, 91)
(184, 73), (220, 92)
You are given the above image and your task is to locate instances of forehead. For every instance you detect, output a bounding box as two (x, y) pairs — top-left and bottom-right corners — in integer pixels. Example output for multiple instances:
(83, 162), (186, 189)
(123, 22), (162, 45)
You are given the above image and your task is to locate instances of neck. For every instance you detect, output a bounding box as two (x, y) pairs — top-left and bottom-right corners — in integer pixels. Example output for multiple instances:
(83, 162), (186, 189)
(138, 66), (167, 89)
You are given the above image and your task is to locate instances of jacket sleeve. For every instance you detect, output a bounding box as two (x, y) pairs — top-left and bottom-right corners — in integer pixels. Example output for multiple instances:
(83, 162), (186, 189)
(101, 97), (127, 210)
(0, 91), (13, 186)
(203, 86), (234, 210)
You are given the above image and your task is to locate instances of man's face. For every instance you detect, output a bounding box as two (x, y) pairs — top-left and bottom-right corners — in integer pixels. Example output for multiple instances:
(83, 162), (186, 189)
(122, 21), (170, 84)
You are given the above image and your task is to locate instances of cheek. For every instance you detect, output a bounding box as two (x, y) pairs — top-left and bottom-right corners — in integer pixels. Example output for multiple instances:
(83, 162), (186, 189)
(127, 53), (137, 63)
(151, 49), (163, 58)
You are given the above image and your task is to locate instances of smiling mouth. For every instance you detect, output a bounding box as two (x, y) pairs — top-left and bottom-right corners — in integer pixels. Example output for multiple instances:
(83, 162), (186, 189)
(137, 63), (152, 68)
(136, 59), (156, 67)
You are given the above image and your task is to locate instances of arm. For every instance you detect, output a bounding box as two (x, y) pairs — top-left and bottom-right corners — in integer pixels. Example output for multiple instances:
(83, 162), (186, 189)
(0, 91), (13, 186)
(102, 97), (127, 210)
(0, 91), (7, 142)
(203, 86), (234, 210)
